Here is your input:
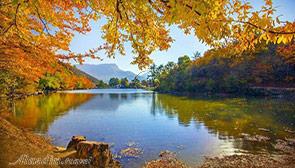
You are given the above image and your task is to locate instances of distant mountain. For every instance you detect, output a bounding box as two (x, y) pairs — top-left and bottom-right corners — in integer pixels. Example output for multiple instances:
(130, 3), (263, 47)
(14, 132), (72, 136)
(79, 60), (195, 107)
(75, 64), (139, 82)
(66, 64), (100, 84)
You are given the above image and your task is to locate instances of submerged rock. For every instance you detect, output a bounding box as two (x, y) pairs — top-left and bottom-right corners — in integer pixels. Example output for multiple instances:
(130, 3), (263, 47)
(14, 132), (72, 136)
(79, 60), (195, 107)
(241, 134), (270, 142)
(143, 150), (188, 168)
(120, 147), (143, 158)
(285, 138), (295, 146)
(119, 141), (143, 158)
(258, 128), (271, 132)
(159, 150), (176, 158)
(126, 141), (137, 147)
(284, 128), (295, 134)
(273, 139), (295, 154)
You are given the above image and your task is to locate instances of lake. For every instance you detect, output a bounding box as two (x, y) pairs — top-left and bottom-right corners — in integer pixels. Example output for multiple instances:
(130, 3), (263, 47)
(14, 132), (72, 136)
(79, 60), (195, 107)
(1, 89), (295, 167)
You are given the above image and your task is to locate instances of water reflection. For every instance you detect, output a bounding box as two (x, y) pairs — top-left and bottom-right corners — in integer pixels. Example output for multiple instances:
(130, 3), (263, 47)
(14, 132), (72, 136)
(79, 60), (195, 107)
(1, 90), (294, 167)
(155, 94), (295, 139)
(70, 93), (151, 112)
(154, 94), (295, 153)
(1, 93), (94, 133)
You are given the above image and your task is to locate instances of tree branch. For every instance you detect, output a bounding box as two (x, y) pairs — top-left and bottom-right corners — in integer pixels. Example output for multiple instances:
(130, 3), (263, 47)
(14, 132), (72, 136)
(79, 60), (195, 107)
(159, 0), (201, 16)
(236, 20), (295, 35)
(148, 0), (164, 14)
(34, 4), (52, 35)
(0, 3), (20, 35)
(116, 0), (123, 20)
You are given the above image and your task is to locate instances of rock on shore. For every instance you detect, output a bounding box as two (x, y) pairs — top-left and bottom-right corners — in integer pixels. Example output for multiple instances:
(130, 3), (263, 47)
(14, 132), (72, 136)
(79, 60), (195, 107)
(143, 151), (187, 168)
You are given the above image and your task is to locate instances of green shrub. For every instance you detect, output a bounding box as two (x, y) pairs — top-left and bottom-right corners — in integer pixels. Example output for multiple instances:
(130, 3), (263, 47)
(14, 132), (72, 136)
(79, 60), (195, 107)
(38, 73), (61, 91)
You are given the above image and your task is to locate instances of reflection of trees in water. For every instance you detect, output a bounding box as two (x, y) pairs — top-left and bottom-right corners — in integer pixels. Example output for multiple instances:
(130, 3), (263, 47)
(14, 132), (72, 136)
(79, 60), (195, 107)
(4, 92), (154, 133)
(154, 94), (295, 153)
(154, 94), (295, 139)
(154, 94), (200, 126)
(109, 93), (119, 99)
(4, 93), (95, 133)
(150, 92), (157, 116)
(0, 99), (15, 115)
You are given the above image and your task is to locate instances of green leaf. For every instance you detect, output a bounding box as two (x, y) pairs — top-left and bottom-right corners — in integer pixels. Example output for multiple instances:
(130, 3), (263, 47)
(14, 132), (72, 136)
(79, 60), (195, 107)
(12, 0), (19, 5)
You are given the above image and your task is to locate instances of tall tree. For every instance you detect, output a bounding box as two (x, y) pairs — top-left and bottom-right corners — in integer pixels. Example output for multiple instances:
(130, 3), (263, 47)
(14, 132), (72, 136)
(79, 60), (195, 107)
(109, 77), (120, 87)
(120, 78), (129, 88)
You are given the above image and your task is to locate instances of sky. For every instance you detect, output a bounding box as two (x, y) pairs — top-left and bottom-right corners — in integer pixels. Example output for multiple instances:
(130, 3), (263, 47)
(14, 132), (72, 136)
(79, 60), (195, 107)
(69, 0), (295, 74)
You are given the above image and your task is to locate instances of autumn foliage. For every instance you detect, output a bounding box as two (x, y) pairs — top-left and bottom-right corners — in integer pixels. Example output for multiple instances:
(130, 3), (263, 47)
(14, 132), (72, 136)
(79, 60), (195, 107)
(150, 43), (295, 94)
(0, 0), (294, 96)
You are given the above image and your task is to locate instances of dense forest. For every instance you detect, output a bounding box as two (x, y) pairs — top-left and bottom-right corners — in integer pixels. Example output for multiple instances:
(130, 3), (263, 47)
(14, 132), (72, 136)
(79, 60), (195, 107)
(0, 62), (95, 98)
(148, 43), (295, 95)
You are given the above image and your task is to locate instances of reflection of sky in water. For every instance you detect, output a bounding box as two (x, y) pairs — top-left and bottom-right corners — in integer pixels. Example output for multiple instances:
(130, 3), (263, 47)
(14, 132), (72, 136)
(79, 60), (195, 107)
(48, 92), (236, 167)
(60, 88), (153, 94)
(7, 89), (295, 168)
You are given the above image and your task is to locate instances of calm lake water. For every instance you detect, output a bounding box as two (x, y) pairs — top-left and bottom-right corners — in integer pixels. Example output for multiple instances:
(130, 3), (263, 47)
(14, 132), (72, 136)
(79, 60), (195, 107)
(1, 89), (295, 167)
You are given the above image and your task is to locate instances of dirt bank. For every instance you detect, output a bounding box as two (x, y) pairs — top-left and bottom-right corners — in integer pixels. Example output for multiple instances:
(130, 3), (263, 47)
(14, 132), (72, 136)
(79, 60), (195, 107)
(0, 117), (58, 168)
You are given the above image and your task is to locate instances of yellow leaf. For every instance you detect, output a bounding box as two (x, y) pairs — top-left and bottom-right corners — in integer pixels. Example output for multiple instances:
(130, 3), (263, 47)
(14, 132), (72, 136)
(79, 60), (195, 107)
(277, 36), (283, 44)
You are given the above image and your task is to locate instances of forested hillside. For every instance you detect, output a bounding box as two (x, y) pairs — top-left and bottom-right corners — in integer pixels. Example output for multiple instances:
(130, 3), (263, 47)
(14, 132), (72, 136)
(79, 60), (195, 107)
(0, 61), (95, 98)
(149, 43), (295, 94)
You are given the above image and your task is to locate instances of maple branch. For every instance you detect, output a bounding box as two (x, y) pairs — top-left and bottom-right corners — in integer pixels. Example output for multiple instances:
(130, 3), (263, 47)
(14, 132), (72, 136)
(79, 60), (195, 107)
(184, 3), (201, 16)
(157, 0), (201, 26)
(236, 20), (295, 35)
(56, 45), (107, 61)
(0, 3), (20, 36)
(116, 0), (123, 20)
(1, 22), (14, 36)
(34, 5), (52, 36)
(148, 0), (164, 14)
(209, 18), (295, 35)
(120, 2), (142, 53)
(159, 0), (201, 16)
(14, 3), (22, 32)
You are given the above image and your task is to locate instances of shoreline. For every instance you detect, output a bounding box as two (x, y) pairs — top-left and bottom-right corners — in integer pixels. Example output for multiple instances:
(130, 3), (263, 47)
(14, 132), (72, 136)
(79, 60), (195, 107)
(157, 86), (295, 99)
(2, 86), (295, 100)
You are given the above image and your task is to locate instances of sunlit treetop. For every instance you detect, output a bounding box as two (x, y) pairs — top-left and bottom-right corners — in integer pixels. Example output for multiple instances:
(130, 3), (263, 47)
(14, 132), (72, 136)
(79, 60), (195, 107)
(1, 0), (294, 70)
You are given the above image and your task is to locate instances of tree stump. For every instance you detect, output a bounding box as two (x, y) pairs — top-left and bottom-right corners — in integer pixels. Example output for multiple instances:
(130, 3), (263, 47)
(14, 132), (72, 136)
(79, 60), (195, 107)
(66, 135), (86, 150)
(76, 141), (120, 168)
